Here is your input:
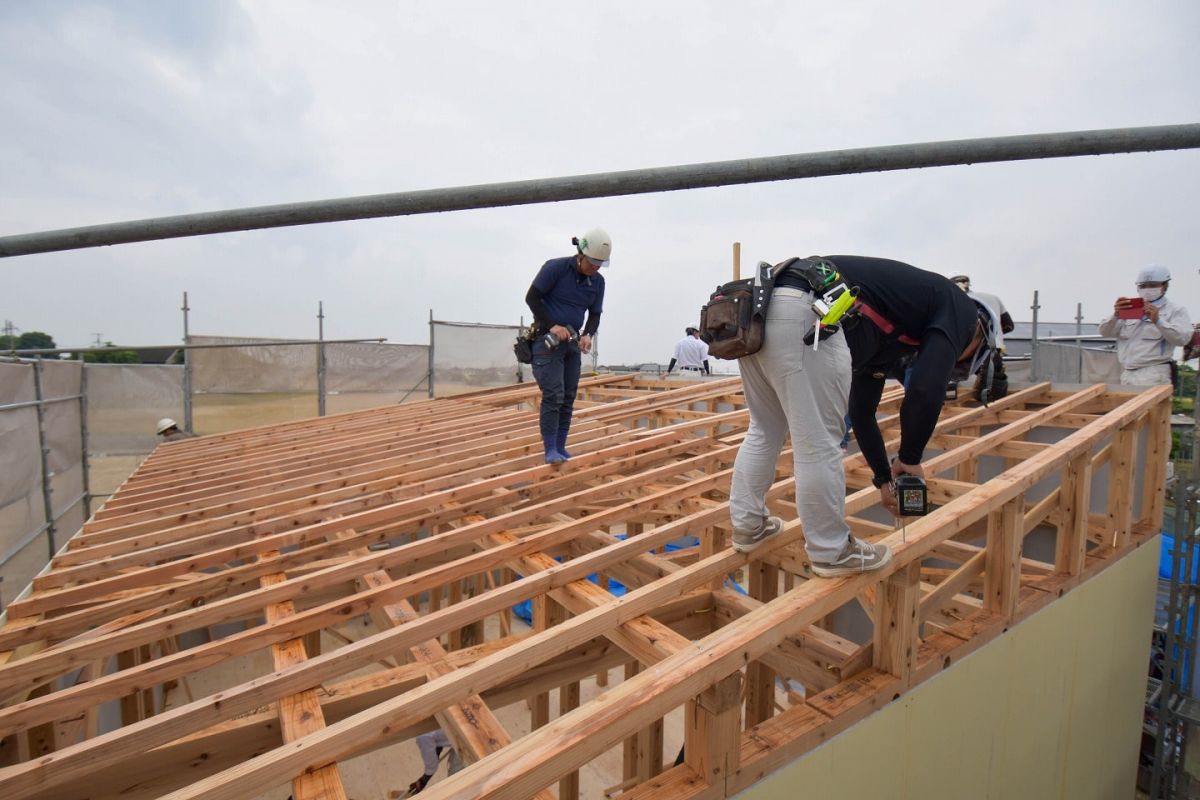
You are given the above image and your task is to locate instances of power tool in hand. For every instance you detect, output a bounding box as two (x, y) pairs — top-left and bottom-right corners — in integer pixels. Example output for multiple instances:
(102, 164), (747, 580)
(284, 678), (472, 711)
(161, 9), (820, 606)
(894, 473), (928, 517)
(542, 324), (579, 350)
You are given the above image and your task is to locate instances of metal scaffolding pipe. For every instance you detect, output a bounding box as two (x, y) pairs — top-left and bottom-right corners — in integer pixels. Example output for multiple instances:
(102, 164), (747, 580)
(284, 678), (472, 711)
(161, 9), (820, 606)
(317, 301), (327, 417)
(6, 336), (387, 357)
(182, 291), (193, 433)
(1, 124), (1197, 258)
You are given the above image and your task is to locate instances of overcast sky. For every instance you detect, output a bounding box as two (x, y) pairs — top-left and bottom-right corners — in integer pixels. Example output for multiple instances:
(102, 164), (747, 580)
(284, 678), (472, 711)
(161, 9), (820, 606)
(1, 1), (1197, 365)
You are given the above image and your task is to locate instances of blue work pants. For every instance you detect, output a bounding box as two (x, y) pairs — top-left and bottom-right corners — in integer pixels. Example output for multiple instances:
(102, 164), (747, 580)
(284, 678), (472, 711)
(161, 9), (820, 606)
(531, 337), (582, 442)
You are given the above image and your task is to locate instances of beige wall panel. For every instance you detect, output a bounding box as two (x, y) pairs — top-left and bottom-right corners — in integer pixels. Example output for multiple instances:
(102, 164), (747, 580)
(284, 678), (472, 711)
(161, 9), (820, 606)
(741, 539), (1158, 800)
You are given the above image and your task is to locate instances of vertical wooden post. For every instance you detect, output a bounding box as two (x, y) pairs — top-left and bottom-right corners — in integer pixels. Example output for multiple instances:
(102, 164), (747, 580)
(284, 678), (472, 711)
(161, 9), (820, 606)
(1056, 452), (1093, 575)
(622, 661), (665, 783)
(23, 682), (55, 761)
(498, 569), (514, 638)
(955, 427), (979, 483)
(745, 559), (778, 727)
(732, 242), (741, 281)
(530, 594), (553, 729)
(622, 662), (642, 783)
(467, 574), (485, 647)
(117, 649), (143, 725)
(873, 561), (920, 687)
(685, 672), (743, 792)
(559, 678), (581, 799)
(1141, 401), (1170, 531)
(700, 525), (723, 591)
(449, 578), (464, 650)
(1107, 424), (1137, 548)
(138, 644), (155, 717)
(984, 497), (1024, 622)
(644, 716), (665, 781)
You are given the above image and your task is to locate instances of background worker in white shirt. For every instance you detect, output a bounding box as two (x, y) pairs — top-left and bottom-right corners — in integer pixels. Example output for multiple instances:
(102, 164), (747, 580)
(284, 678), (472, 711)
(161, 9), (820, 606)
(950, 274), (1015, 400)
(1099, 264), (1193, 386)
(666, 327), (710, 375)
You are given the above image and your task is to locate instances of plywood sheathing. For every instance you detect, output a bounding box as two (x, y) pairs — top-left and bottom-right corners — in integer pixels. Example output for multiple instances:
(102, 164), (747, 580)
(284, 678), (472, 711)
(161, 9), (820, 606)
(0, 375), (1170, 800)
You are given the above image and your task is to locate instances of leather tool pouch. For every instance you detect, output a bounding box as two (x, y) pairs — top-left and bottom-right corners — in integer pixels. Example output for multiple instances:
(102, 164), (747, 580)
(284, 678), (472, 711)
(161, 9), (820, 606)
(698, 261), (774, 360)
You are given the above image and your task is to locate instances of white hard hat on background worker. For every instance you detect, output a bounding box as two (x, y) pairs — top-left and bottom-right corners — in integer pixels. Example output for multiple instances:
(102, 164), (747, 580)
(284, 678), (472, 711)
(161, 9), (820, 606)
(1137, 264), (1171, 284)
(156, 418), (178, 435)
(575, 228), (612, 268)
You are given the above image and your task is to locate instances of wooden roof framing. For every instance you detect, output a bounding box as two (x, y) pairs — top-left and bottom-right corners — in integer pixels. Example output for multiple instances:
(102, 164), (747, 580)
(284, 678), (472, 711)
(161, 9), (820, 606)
(0, 374), (1171, 799)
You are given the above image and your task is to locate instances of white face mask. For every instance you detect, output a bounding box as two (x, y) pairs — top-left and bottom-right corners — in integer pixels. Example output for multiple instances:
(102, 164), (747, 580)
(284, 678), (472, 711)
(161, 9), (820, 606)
(1138, 287), (1164, 302)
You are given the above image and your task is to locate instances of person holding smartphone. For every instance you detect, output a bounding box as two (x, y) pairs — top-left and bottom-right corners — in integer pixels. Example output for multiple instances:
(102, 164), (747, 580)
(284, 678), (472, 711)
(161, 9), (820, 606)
(1098, 265), (1192, 386)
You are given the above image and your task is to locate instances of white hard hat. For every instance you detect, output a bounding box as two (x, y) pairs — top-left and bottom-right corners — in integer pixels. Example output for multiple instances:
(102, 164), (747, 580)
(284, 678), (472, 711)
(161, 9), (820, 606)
(576, 228), (612, 268)
(156, 417), (178, 434)
(1136, 264), (1171, 284)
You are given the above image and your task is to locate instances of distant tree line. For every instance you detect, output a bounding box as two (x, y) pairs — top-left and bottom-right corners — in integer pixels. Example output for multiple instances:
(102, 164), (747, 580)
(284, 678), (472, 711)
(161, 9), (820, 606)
(1, 330), (140, 363)
(0, 331), (55, 351)
(83, 342), (140, 363)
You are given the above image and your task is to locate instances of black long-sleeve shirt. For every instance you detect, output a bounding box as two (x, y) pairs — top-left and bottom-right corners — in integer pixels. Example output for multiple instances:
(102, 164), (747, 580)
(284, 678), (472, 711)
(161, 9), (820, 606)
(829, 256), (979, 486)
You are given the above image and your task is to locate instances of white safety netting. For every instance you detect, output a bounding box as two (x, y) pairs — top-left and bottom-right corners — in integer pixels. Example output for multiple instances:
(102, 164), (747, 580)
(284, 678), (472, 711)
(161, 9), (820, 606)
(431, 321), (525, 396)
(1012, 343), (1122, 384)
(186, 335), (431, 417)
(189, 335), (319, 393)
(0, 360), (85, 611)
(85, 363), (185, 455)
(324, 342), (430, 412)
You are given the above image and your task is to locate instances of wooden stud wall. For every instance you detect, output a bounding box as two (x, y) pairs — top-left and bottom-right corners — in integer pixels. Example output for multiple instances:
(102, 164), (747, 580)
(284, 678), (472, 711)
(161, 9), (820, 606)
(0, 374), (1171, 800)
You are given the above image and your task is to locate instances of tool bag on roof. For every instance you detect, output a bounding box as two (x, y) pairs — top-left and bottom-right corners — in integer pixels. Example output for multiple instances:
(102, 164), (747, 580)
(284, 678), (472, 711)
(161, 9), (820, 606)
(697, 261), (775, 360)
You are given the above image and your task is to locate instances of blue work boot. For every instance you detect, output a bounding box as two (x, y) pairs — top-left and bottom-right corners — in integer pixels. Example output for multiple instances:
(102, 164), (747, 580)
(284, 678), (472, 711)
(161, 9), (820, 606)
(555, 430), (571, 460)
(543, 435), (565, 465)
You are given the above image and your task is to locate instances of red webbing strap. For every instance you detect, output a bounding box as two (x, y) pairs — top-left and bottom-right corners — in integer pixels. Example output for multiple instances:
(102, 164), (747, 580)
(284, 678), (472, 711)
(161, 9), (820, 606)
(855, 301), (921, 346)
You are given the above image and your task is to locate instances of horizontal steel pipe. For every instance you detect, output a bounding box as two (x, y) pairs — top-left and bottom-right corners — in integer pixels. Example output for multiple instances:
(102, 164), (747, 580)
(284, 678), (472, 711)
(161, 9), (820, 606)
(1, 124), (1198, 258)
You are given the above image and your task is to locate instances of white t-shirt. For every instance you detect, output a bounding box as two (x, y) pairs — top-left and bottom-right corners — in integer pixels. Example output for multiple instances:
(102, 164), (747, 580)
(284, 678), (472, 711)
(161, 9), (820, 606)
(673, 336), (709, 369)
(968, 290), (1008, 350)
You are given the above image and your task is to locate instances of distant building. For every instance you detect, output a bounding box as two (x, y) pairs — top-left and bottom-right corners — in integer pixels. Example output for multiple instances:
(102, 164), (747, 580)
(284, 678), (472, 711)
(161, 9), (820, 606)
(1004, 321), (1110, 358)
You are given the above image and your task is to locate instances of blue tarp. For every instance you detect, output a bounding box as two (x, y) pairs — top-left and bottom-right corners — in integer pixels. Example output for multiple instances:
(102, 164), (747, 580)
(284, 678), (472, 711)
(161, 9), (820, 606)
(510, 535), (749, 624)
(1158, 532), (1200, 581)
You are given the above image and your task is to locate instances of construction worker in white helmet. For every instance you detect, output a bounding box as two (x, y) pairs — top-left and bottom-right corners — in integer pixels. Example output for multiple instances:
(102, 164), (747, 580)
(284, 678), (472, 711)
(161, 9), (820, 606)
(950, 274), (1014, 400)
(524, 228), (610, 464)
(1099, 264), (1193, 385)
(155, 417), (195, 443)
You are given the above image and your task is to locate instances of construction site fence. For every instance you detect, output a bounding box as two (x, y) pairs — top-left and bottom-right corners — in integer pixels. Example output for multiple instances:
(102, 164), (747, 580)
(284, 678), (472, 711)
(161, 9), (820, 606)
(429, 319), (526, 397)
(0, 358), (87, 612)
(1006, 342), (1121, 385)
(0, 319), (529, 606)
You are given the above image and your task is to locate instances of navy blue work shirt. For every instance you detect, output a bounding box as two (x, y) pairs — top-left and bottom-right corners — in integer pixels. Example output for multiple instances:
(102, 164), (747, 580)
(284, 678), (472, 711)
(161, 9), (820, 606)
(530, 256), (605, 332)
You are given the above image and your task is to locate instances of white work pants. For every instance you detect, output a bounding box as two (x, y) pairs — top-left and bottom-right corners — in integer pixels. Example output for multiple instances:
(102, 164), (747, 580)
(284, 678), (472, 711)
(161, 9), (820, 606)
(417, 729), (463, 777)
(1120, 364), (1171, 386)
(729, 288), (852, 562)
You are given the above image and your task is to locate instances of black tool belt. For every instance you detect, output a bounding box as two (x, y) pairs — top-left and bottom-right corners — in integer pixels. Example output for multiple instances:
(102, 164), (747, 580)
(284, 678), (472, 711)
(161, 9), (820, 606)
(772, 256), (840, 294)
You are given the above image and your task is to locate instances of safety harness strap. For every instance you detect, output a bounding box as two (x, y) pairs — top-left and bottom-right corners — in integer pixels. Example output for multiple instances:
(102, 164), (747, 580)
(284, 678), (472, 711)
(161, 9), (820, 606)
(855, 301), (921, 347)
